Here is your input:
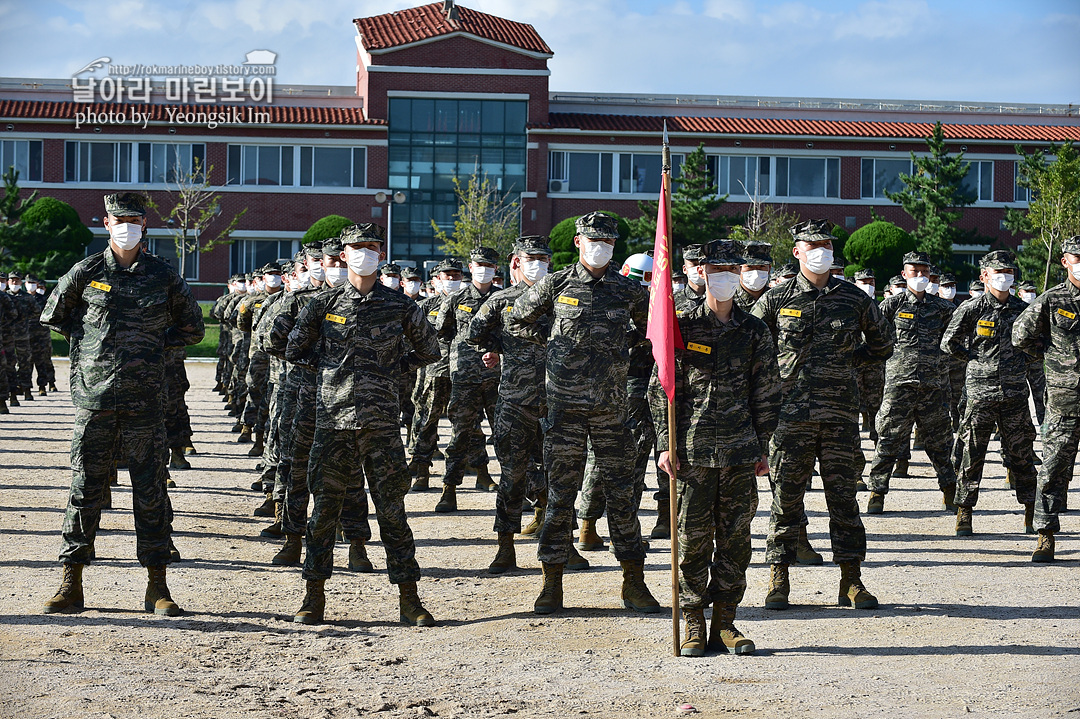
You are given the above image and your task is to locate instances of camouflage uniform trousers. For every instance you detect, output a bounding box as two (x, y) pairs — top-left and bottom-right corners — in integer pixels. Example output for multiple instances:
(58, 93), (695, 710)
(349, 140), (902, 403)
(283, 375), (369, 542)
(1028, 363), (1047, 426)
(493, 400), (546, 534)
(272, 370), (301, 505)
(677, 463), (758, 609)
(1, 333), (15, 395)
(29, 324), (56, 388)
(227, 331), (249, 412)
(0, 345), (8, 398)
(948, 361), (966, 430)
(242, 349), (271, 429)
(538, 407), (646, 565)
(955, 396), (1037, 508)
(12, 329), (32, 393)
(856, 362), (885, 427)
(60, 408), (174, 567)
(766, 420), (867, 565)
(443, 377), (498, 485)
(578, 395), (654, 520)
(164, 350), (193, 450)
(257, 377), (280, 492)
(408, 374), (452, 468)
(215, 324), (232, 386)
(400, 369), (417, 443)
(303, 423), (420, 584)
(1033, 410), (1080, 533)
(868, 385), (957, 494)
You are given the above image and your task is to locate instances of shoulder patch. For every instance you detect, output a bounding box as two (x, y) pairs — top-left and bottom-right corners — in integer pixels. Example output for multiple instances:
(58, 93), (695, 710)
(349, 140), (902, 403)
(978, 319), (995, 328)
(1057, 308), (1077, 320)
(557, 295), (579, 306)
(686, 342), (712, 355)
(325, 313), (347, 325)
(89, 280), (112, 292)
(779, 308), (802, 318)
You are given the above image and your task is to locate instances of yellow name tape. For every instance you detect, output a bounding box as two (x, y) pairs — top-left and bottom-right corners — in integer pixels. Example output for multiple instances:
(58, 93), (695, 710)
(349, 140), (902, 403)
(457, 304), (473, 313)
(978, 320), (995, 328)
(686, 342), (712, 355)
(504, 305), (513, 313)
(254, 303), (262, 309)
(88, 280), (112, 292)
(557, 295), (579, 306)
(977, 327), (994, 337)
(325, 313), (347, 325)
(779, 308), (802, 318)
(1058, 308), (1077, 320)
(897, 312), (915, 319)
(428, 310), (439, 317)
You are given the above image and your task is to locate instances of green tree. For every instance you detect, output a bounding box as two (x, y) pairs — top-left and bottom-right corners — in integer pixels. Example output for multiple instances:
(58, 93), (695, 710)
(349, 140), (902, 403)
(303, 214), (355, 244)
(843, 220), (917, 284)
(627, 143), (730, 254)
(432, 170), (520, 262)
(728, 194), (801, 267)
(549, 211), (630, 270)
(1005, 141), (1080, 292)
(886, 121), (974, 269)
(0, 172), (92, 278)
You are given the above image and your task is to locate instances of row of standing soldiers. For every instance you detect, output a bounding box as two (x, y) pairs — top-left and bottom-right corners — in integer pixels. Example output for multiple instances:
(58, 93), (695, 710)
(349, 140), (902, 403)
(0, 269), (57, 412)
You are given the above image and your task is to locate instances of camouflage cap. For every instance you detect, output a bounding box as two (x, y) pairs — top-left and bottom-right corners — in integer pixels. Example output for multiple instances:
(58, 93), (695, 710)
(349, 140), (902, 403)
(303, 241), (324, 259)
(1018, 280), (1037, 291)
(0, 271), (6, 279)
(672, 269), (687, 282)
(434, 258), (464, 274)
(929, 264), (942, 277)
(682, 243), (707, 264)
(514, 235), (552, 256)
(737, 240), (772, 266)
(322, 238), (343, 256)
(969, 280), (985, 291)
(902, 251), (932, 267)
(854, 268), (875, 281)
(339, 223), (386, 245)
(776, 262), (799, 277)
(575, 211), (620, 240)
(830, 252), (847, 271)
(941, 273), (957, 284)
(469, 246), (500, 264)
(380, 262), (402, 276)
(281, 261), (294, 274)
(260, 261), (282, 274)
(980, 249), (1019, 271)
(104, 192), (148, 217)
(704, 239), (746, 266)
(889, 274), (906, 287)
(1062, 235), (1080, 255)
(7, 268), (23, 279)
(401, 266), (422, 281)
(293, 250), (305, 263)
(789, 219), (836, 243)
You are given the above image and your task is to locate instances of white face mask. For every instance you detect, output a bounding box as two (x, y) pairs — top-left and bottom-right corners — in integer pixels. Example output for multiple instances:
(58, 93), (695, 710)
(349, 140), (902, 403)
(264, 274), (282, 289)
(110, 222), (143, 251)
(928, 282), (940, 296)
(522, 260), (548, 284)
(672, 282), (686, 293)
(579, 239), (614, 268)
(939, 286), (956, 301)
(296, 270), (310, 288)
(254, 280), (265, 292)
(0, 281), (6, 291)
(471, 265), (496, 285)
(25, 282), (37, 294)
(381, 276), (401, 290)
(308, 264), (325, 282)
(687, 265), (704, 287)
(1020, 291), (1036, 303)
(246, 283), (257, 295)
(856, 282), (875, 298)
(325, 266), (349, 287)
(988, 273), (1015, 293)
(800, 246), (833, 275)
(907, 276), (930, 293)
(404, 280), (421, 295)
(442, 278), (462, 294)
(1070, 260), (1080, 281)
(741, 269), (769, 292)
(705, 270), (740, 301)
(37, 287), (44, 295)
(9, 282), (21, 293)
(970, 290), (983, 299)
(346, 247), (380, 277)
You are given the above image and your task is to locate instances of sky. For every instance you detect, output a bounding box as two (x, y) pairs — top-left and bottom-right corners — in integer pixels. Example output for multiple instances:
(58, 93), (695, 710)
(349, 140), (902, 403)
(1, 0), (1078, 105)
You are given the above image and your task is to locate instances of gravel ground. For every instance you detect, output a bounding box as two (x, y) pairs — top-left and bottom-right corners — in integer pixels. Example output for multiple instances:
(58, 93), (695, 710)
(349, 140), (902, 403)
(0, 360), (1077, 719)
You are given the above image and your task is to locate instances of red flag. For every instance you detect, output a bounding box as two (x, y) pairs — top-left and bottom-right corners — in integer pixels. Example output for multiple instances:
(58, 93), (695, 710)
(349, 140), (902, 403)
(647, 169), (683, 403)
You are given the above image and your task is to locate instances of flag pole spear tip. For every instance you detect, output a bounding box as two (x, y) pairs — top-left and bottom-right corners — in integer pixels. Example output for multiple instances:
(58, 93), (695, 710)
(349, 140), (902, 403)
(662, 119), (671, 172)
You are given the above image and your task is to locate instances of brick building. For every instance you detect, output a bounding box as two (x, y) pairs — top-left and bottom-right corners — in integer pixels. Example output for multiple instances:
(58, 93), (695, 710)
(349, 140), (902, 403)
(1, 0), (1078, 298)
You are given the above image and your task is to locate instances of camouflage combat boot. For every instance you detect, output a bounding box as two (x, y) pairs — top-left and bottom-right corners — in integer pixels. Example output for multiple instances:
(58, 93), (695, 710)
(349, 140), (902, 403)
(23, 388), (33, 401)
(434, 484), (457, 513)
(293, 580), (325, 625)
(43, 563), (84, 614)
(38, 386), (46, 396)
(650, 499), (671, 539)
(253, 492), (275, 517)
(1023, 503), (1035, 534)
(619, 560), (660, 613)
(838, 562), (878, 609)
(260, 503), (285, 538)
(48, 382), (58, 392)
(237, 424), (253, 444)
(144, 566), (182, 616)
(856, 479), (868, 492)
(795, 527), (823, 565)
(566, 545), (590, 571)
(247, 432), (264, 458)
(1031, 531), (1055, 563)
(0, 399), (8, 414)
(348, 540), (374, 572)
(213, 381), (224, 393)
(710, 604), (756, 655)
(488, 533), (517, 574)
(533, 563), (564, 615)
(867, 492), (885, 514)
(955, 507), (973, 536)
(8, 391), (19, 407)
(410, 463), (430, 492)
(169, 447), (191, 470)
(184, 446), (197, 456)
(165, 470), (176, 489)
(894, 458), (909, 478)
(521, 504), (544, 535)
(765, 564), (790, 610)
(230, 419), (242, 432)
(577, 519), (606, 551)
(169, 540), (182, 562)
(680, 608), (706, 657)
(942, 484), (957, 511)
(398, 582), (435, 626)
(475, 463), (497, 492)
(272, 534), (303, 565)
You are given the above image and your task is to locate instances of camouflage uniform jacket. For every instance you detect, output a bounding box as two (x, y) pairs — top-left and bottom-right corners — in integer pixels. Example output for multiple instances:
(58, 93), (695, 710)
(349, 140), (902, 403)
(674, 285), (706, 316)
(223, 291), (251, 330)
(0, 290), (15, 345)
(467, 282), (548, 407)
(40, 248), (204, 412)
(941, 291), (1031, 403)
(419, 294), (450, 379)
(1012, 279), (1080, 415)
(8, 288), (37, 340)
(252, 289), (288, 375)
(651, 301), (781, 467)
(210, 291), (232, 322)
(878, 289), (955, 389)
(285, 281), (440, 430)
(733, 285), (765, 313)
(267, 286), (322, 362)
(509, 261), (649, 412)
(751, 271), (894, 424)
(436, 282), (499, 384)
(237, 290), (269, 334)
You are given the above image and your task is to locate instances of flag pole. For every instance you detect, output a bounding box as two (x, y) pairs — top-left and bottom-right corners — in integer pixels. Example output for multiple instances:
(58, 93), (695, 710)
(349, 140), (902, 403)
(662, 122), (680, 657)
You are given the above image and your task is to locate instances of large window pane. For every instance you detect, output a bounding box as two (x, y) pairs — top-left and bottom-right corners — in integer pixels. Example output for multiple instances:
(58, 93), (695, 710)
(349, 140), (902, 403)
(980, 161), (993, 201)
(257, 146), (279, 185)
(788, 158), (825, 197)
(482, 101), (504, 134)
(861, 158), (874, 198)
(312, 147), (351, 187)
(630, 154), (663, 194)
(569, 152), (599, 192)
(89, 143), (114, 182)
(504, 102), (527, 134)
(411, 99), (434, 132)
(826, 158), (839, 198)
(435, 100), (457, 133)
(352, 147), (367, 188)
(228, 145), (241, 185)
(389, 99), (410, 129)
(873, 159), (910, 198)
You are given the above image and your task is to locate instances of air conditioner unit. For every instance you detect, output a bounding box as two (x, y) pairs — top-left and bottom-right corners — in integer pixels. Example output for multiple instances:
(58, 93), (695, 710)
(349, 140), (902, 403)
(548, 179), (566, 193)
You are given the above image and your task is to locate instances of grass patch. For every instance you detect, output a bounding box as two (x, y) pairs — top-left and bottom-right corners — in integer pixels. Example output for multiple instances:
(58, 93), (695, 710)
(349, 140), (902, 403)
(51, 325), (220, 358)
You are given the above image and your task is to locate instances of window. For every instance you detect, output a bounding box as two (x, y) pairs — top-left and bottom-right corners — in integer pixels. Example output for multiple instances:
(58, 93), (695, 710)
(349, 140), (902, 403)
(548, 151), (682, 195)
(1014, 162), (1030, 203)
(65, 141), (132, 183)
(709, 156), (770, 197)
(229, 239), (298, 275)
(861, 158), (912, 199)
(137, 143), (205, 184)
(148, 236), (199, 281)
(299, 146), (367, 188)
(0, 140), (43, 182)
(960, 161), (994, 203)
(226, 145), (294, 186)
(776, 157), (840, 198)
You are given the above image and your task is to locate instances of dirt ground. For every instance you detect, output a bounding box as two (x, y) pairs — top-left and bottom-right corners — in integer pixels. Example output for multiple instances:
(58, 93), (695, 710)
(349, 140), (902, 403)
(0, 360), (1077, 719)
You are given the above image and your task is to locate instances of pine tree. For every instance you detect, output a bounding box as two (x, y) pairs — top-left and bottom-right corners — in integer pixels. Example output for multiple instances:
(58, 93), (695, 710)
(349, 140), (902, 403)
(886, 121), (973, 269)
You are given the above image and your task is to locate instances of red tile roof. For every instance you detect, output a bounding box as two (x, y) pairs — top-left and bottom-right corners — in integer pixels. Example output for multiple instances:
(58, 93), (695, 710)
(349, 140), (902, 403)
(0, 100), (384, 127)
(354, 3), (552, 56)
(540, 113), (1080, 143)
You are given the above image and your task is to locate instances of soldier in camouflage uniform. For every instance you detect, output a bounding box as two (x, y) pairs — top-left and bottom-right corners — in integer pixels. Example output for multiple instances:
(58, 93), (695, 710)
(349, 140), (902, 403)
(751, 219), (894, 611)
(734, 240), (772, 312)
(1016, 280), (1048, 425)
(433, 247), (501, 511)
(40, 192), (204, 617)
(1012, 236), (1080, 562)
(211, 275), (242, 394)
(379, 262), (403, 291)
(6, 269), (38, 402)
(285, 222), (440, 626)
(941, 250), (1037, 536)
(937, 273), (966, 429)
(163, 345), (194, 471)
(771, 262), (799, 288)
(0, 271), (17, 411)
(25, 275), (57, 394)
(865, 252), (958, 514)
(651, 239), (781, 657)
(852, 269), (885, 443)
(399, 266), (423, 439)
(510, 211), (660, 616)
(223, 274), (254, 426)
(238, 262), (284, 452)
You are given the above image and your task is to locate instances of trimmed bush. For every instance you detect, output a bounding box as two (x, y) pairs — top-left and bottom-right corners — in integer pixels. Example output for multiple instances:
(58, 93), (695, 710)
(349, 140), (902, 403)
(547, 211), (630, 270)
(843, 221), (917, 286)
(302, 215), (355, 244)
